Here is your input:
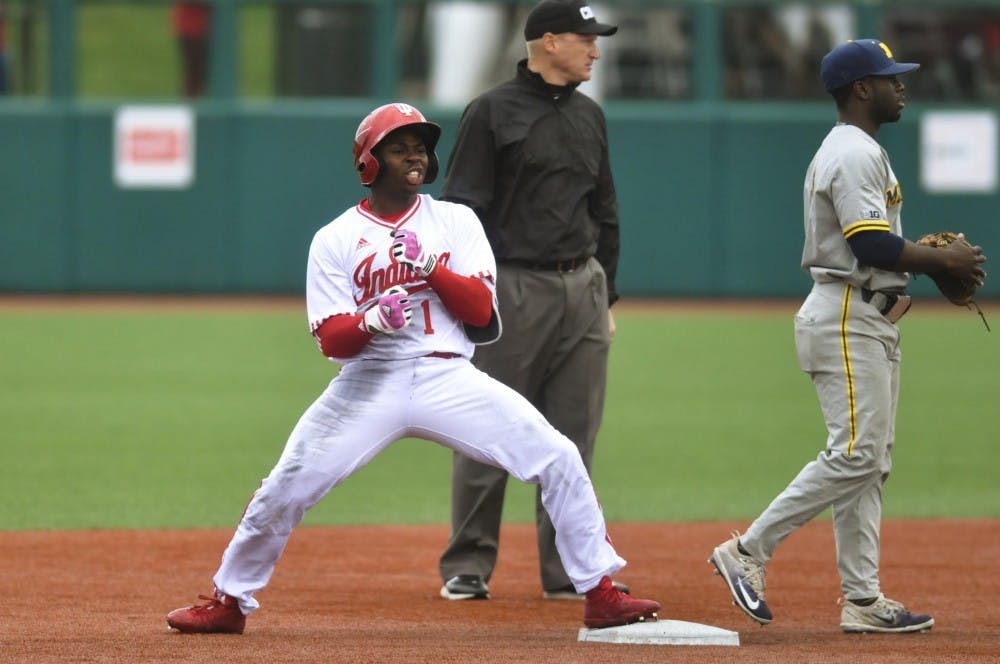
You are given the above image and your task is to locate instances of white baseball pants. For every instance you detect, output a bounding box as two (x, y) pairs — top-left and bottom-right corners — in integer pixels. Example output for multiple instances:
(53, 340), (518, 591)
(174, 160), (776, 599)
(213, 356), (625, 613)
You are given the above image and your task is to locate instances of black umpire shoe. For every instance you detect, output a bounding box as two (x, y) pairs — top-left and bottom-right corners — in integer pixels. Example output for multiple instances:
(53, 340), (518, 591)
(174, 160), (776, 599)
(440, 574), (491, 600)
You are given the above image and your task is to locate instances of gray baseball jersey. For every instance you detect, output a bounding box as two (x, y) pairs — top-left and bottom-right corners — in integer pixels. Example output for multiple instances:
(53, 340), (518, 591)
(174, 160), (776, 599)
(802, 123), (909, 293)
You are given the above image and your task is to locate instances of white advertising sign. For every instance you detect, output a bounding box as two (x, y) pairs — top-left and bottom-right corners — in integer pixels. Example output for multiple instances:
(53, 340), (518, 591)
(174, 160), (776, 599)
(920, 111), (997, 194)
(114, 106), (195, 189)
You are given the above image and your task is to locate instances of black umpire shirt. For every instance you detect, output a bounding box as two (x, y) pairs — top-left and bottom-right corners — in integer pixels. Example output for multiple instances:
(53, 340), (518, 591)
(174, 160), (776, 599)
(440, 59), (621, 305)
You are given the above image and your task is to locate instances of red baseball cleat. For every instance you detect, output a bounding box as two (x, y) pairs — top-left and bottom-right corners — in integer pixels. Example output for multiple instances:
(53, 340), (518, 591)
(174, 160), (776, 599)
(166, 590), (246, 634)
(583, 576), (661, 628)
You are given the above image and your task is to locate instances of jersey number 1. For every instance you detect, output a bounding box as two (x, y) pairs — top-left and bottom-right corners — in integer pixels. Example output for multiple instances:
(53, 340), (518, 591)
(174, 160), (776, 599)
(420, 300), (435, 335)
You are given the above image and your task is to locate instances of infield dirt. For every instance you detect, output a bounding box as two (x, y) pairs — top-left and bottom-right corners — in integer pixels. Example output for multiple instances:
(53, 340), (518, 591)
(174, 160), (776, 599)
(2, 519), (997, 663)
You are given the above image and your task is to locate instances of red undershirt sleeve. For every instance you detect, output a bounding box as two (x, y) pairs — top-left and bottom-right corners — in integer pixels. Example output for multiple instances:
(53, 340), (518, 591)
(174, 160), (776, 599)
(425, 264), (493, 327)
(313, 266), (491, 358)
(313, 314), (373, 358)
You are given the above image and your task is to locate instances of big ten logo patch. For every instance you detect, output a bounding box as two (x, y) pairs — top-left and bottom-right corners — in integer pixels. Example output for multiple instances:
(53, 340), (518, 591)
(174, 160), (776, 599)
(884, 183), (902, 208)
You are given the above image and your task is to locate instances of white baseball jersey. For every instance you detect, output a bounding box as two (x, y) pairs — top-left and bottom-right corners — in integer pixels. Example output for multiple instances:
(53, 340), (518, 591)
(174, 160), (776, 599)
(210, 193), (627, 612)
(306, 194), (499, 361)
(802, 123), (909, 293)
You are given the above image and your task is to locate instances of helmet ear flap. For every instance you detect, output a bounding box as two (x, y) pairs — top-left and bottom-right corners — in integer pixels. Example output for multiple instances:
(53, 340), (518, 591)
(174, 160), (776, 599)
(357, 153), (385, 185)
(420, 127), (440, 185)
(354, 146), (380, 187)
(425, 153), (439, 184)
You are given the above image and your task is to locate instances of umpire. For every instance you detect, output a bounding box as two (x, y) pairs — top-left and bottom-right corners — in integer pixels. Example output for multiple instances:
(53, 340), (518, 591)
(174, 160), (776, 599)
(438, 0), (624, 601)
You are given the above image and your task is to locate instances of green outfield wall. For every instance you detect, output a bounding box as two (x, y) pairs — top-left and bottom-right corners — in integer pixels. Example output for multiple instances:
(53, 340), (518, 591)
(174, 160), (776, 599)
(1, 100), (997, 298)
(1, 0), (998, 298)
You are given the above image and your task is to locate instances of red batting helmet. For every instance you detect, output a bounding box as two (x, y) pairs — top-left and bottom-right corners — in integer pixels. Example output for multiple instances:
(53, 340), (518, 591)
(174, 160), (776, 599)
(353, 103), (442, 187)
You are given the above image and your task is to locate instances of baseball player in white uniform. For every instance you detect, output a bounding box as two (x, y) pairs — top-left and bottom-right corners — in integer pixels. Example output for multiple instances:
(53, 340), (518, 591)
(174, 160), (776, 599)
(709, 40), (987, 633)
(166, 103), (660, 634)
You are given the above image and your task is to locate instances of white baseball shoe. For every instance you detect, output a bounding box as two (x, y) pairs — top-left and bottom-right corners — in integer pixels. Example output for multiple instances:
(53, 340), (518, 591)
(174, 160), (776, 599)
(840, 594), (934, 633)
(709, 532), (772, 624)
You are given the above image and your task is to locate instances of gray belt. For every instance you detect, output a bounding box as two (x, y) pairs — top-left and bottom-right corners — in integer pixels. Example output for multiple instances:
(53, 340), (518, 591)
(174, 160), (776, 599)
(862, 288), (912, 323)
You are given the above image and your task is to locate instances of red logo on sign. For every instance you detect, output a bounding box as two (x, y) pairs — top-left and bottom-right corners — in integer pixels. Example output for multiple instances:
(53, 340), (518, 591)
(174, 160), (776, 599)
(126, 129), (184, 163)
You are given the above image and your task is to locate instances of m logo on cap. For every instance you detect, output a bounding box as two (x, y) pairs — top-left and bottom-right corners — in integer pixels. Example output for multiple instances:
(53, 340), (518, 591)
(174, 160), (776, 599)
(877, 42), (893, 58)
(580, 6), (594, 19)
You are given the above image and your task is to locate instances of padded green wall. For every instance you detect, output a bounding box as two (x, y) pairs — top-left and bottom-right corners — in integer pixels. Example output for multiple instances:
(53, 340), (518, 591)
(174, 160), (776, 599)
(1, 102), (996, 299)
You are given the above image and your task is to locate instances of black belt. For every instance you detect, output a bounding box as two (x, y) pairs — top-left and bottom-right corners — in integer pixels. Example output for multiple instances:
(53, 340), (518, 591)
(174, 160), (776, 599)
(861, 288), (912, 323)
(500, 257), (590, 273)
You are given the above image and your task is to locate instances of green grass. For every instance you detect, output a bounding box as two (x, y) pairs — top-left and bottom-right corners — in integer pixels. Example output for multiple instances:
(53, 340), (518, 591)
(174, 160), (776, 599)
(1, 304), (997, 531)
(77, 5), (177, 98)
(6, 3), (275, 98)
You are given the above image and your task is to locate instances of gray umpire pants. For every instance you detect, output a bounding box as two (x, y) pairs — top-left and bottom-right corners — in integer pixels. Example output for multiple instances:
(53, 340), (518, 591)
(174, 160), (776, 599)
(741, 281), (901, 601)
(439, 257), (611, 592)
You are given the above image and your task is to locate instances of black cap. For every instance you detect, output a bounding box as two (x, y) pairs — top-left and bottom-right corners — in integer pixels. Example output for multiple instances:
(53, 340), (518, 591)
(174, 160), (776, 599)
(523, 0), (618, 41)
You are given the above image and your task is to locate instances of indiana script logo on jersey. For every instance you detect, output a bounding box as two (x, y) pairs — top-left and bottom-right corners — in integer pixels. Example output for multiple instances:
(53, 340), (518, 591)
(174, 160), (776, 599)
(353, 251), (452, 305)
(884, 183), (902, 208)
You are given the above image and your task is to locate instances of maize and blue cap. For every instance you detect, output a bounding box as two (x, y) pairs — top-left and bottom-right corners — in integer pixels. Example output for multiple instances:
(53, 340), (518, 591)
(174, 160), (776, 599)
(820, 39), (920, 93)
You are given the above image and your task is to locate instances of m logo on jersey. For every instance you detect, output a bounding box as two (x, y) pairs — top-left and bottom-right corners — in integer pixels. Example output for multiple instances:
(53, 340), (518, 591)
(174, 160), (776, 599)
(884, 183), (902, 208)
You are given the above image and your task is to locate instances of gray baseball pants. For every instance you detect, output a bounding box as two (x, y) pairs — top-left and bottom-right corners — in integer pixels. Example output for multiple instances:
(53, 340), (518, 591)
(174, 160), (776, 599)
(439, 257), (610, 592)
(741, 281), (901, 600)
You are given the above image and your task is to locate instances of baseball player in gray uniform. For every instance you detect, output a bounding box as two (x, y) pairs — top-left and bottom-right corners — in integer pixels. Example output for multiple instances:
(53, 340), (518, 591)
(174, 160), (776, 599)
(164, 103), (660, 634)
(709, 40), (987, 633)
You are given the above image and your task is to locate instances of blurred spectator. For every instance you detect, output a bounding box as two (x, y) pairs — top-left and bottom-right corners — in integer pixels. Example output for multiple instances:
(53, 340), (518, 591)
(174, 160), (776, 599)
(950, 13), (1000, 99)
(707, 5), (1000, 102)
(723, 7), (794, 98)
(0, 0), (8, 94)
(172, 2), (212, 98)
(608, 8), (690, 99)
(425, 2), (613, 104)
(425, 2), (510, 106)
(775, 4), (854, 98)
(982, 19), (1000, 98)
(883, 8), (1000, 101)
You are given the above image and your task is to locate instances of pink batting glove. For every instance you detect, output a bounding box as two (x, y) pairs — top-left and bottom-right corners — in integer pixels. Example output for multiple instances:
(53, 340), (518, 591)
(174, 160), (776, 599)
(362, 285), (412, 334)
(391, 229), (437, 276)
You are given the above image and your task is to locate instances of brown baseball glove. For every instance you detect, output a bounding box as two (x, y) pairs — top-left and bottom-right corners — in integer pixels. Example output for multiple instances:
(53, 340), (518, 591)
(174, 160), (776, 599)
(916, 232), (978, 305)
(916, 231), (989, 331)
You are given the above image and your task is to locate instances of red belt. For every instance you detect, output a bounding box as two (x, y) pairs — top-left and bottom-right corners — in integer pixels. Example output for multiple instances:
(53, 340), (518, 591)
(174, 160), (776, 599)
(425, 351), (461, 359)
